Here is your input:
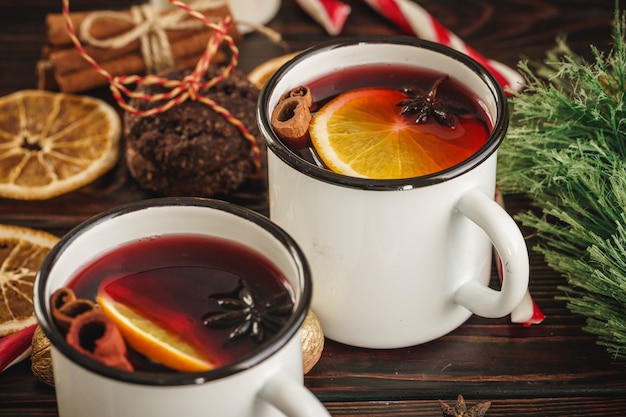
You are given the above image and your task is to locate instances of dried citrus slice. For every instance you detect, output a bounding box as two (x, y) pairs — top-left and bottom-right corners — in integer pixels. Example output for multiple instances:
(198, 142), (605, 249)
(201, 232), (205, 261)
(97, 294), (215, 373)
(309, 88), (486, 179)
(0, 224), (59, 337)
(247, 52), (300, 89)
(0, 90), (121, 200)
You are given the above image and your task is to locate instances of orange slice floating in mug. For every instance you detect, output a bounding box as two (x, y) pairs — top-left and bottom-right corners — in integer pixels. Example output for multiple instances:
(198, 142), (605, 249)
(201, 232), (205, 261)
(97, 294), (215, 373)
(309, 88), (486, 179)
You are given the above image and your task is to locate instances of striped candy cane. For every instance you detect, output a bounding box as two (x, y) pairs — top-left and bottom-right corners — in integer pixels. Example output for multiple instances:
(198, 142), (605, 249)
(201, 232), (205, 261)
(362, 0), (524, 94)
(295, 0), (351, 35)
(495, 187), (545, 326)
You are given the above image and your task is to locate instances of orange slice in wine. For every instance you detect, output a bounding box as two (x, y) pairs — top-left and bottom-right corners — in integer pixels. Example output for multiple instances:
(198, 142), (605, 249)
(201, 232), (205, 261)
(97, 294), (215, 373)
(309, 88), (486, 179)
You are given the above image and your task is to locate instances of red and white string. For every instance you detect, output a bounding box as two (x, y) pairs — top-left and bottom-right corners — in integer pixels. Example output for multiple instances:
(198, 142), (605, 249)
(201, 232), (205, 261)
(61, 0), (260, 170)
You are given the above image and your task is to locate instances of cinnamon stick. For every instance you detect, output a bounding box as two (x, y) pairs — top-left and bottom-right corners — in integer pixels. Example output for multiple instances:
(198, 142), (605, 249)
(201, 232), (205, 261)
(45, 5), (240, 48)
(271, 86), (313, 144)
(39, 4), (239, 93)
(66, 310), (134, 371)
(47, 27), (225, 76)
(50, 288), (76, 311)
(49, 47), (226, 93)
(50, 287), (97, 332)
(36, 60), (59, 91)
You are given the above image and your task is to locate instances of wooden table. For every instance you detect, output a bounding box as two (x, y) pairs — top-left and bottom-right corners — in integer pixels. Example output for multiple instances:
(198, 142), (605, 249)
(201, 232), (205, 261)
(1, 1), (624, 416)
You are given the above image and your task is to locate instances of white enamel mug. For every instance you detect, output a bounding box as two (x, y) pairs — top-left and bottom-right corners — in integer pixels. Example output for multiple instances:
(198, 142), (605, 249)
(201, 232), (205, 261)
(34, 198), (330, 417)
(257, 37), (530, 349)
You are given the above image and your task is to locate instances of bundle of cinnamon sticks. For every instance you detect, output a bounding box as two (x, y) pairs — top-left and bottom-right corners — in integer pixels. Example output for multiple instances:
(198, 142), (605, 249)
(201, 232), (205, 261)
(38, 3), (241, 93)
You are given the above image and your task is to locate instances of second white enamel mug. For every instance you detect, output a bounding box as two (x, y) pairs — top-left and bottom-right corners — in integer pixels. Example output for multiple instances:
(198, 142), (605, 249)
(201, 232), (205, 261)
(257, 37), (530, 349)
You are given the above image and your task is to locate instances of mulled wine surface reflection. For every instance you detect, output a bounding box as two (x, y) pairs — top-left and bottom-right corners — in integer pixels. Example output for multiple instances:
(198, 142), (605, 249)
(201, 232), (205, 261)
(271, 64), (492, 179)
(63, 234), (294, 373)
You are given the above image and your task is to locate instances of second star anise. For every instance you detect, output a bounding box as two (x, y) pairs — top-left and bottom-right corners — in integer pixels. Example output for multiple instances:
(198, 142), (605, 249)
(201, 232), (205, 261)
(202, 279), (294, 343)
(439, 395), (491, 417)
(396, 75), (470, 128)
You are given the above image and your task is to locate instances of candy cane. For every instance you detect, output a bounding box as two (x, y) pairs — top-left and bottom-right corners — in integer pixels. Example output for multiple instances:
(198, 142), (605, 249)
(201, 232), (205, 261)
(0, 325), (37, 373)
(362, 0), (524, 93)
(495, 187), (545, 326)
(295, 0), (351, 35)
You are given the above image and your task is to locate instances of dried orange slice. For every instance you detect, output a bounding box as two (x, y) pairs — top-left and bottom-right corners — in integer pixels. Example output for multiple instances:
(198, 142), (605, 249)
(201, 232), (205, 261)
(0, 224), (59, 337)
(97, 294), (215, 372)
(309, 88), (486, 179)
(0, 90), (121, 200)
(247, 52), (300, 89)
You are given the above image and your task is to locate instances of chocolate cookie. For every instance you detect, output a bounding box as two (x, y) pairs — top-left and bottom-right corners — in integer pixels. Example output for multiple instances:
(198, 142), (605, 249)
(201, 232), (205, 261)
(124, 66), (263, 197)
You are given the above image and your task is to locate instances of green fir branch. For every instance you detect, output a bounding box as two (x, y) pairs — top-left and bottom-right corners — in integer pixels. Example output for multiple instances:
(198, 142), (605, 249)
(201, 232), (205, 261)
(497, 8), (626, 362)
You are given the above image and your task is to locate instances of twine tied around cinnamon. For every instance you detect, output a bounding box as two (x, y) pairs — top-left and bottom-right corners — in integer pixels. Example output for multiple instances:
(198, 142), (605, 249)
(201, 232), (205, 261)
(62, 0), (260, 170)
(79, 0), (227, 74)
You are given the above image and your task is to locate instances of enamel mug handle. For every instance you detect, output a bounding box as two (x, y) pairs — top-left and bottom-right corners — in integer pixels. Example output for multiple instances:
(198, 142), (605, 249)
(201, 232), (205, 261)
(259, 372), (331, 417)
(454, 188), (529, 317)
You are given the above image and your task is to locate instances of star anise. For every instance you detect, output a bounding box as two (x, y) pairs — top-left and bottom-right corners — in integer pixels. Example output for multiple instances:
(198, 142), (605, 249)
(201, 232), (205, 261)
(202, 279), (294, 343)
(439, 395), (491, 417)
(396, 75), (469, 128)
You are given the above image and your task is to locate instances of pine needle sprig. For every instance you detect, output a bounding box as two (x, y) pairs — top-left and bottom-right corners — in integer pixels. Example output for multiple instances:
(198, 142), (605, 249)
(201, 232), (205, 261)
(497, 8), (626, 362)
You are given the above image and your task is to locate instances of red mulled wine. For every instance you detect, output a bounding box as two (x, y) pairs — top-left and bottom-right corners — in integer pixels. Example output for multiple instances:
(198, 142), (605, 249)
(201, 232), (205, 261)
(274, 63), (491, 178)
(66, 234), (294, 372)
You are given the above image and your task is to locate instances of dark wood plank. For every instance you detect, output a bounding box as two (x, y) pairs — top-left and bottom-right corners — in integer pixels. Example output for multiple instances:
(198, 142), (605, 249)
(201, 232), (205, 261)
(0, 1), (624, 416)
(323, 397), (626, 416)
(304, 253), (626, 401)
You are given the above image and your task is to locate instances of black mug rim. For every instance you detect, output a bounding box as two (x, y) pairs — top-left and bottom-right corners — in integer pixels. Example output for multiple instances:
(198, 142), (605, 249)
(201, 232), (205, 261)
(257, 36), (509, 191)
(34, 197), (312, 386)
